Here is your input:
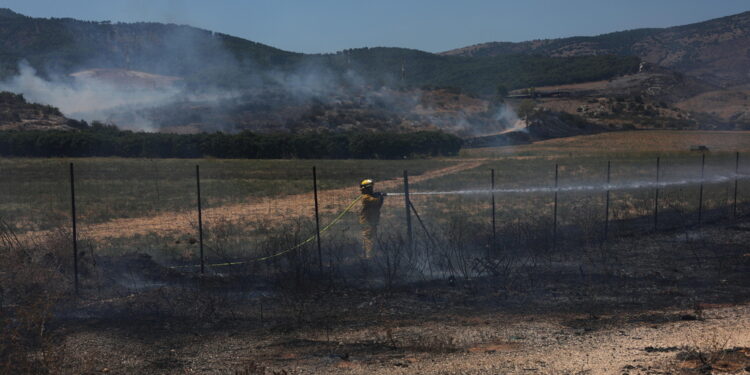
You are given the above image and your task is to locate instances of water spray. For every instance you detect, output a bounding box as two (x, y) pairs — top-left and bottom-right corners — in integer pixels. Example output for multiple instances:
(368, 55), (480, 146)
(387, 173), (750, 196)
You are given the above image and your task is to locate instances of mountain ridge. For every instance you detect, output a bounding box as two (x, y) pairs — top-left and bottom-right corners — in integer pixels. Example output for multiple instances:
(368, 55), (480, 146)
(0, 8), (639, 95)
(441, 10), (750, 86)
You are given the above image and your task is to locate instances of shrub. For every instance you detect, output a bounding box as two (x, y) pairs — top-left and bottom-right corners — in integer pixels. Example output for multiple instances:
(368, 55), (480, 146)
(0, 221), (72, 373)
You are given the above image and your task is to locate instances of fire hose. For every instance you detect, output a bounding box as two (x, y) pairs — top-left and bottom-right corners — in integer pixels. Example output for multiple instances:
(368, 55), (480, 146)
(172, 195), (363, 269)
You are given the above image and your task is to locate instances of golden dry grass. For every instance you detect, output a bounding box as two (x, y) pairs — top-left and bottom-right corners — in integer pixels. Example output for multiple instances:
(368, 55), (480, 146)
(16, 161), (483, 243)
(675, 89), (750, 120)
(462, 130), (750, 158)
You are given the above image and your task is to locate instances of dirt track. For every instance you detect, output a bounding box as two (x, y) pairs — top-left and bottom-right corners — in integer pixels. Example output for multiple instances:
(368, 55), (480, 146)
(54, 161), (483, 242)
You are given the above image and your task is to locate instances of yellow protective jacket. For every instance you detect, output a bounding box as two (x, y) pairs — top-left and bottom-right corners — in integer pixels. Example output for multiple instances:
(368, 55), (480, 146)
(359, 192), (385, 225)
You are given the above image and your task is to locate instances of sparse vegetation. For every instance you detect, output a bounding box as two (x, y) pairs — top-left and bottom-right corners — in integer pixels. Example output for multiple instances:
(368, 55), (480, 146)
(0, 220), (72, 374)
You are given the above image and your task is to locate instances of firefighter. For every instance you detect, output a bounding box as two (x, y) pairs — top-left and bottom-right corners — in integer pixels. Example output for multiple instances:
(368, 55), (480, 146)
(359, 178), (386, 258)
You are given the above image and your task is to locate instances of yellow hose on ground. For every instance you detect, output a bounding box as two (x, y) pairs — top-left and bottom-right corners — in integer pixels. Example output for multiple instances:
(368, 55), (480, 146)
(172, 195), (363, 269)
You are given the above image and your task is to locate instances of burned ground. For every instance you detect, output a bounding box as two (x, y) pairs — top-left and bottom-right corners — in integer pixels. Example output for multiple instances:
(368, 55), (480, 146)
(4, 214), (750, 374)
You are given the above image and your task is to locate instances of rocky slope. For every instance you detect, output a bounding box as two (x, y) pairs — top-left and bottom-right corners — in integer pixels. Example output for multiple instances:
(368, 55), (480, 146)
(0, 91), (78, 131)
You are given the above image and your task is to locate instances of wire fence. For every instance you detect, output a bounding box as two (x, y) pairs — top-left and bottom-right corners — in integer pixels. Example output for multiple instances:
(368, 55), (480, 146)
(1, 153), (748, 293)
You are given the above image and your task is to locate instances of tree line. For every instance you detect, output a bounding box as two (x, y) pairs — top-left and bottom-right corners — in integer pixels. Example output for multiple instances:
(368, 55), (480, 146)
(332, 48), (641, 95)
(0, 125), (462, 159)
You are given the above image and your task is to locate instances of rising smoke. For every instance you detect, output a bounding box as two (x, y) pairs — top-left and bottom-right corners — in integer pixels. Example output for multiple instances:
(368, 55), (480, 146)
(0, 62), (185, 131)
(494, 102), (527, 134)
(0, 20), (524, 135)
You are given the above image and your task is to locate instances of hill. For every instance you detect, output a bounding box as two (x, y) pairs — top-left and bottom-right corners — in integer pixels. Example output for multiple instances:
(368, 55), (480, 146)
(0, 8), (302, 87)
(442, 11), (750, 86)
(0, 91), (81, 131)
(336, 48), (639, 95)
(69, 69), (182, 89)
(497, 63), (750, 132)
(3, 8), (746, 137)
(0, 8), (639, 95)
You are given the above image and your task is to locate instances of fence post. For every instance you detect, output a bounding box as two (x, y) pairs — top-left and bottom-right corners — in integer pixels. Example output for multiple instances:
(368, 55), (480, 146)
(196, 165), (204, 274)
(69, 163), (78, 294)
(312, 166), (323, 274)
(403, 170), (413, 250)
(654, 157), (660, 231)
(151, 159), (160, 205)
(734, 152), (740, 219)
(552, 163), (558, 250)
(698, 153), (705, 225)
(490, 168), (496, 257)
(603, 160), (611, 242)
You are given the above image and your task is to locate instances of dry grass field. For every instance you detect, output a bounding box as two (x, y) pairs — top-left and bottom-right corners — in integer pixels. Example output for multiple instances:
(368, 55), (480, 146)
(675, 89), (750, 121)
(462, 130), (750, 157)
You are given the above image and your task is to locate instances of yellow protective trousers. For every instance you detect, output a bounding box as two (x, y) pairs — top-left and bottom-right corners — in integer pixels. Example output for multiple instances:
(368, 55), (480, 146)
(361, 223), (378, 258)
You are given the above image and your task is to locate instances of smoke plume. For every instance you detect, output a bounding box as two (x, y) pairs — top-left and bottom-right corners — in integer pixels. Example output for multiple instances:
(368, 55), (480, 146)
(0, 62), (185, 131)
(0, 20), (524, 136)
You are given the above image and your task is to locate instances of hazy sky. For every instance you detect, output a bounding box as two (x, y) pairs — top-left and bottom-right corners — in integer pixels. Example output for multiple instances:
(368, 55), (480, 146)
(3, 0), (749, 53)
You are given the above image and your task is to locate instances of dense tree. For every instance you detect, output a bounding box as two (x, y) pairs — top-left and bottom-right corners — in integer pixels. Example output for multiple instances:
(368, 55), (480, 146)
(0, 128), (462, 159)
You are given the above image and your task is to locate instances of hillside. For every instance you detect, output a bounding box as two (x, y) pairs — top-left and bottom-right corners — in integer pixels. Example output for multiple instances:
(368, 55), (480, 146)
(500, 64), (750, 132)
(0, 8), (302, 87)
(0, 91), (80, 130)
(442, 11), (750, 86)
(69, 69), (182, 89)
(2, 8), (747, 137)
(0, 8), (639, 95)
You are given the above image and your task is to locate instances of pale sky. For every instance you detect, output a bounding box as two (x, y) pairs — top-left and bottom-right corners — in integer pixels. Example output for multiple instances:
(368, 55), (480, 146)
(2, 0), (749, 53)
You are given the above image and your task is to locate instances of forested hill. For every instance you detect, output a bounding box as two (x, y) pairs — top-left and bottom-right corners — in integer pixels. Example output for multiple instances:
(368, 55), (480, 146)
(442, 11), (750, 86)
(0, 8), (639, 95)
(328, 48), (639, 95)
(0, 8), (302, 83)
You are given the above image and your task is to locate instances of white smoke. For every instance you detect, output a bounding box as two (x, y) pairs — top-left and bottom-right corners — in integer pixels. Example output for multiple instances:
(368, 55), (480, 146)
(417, 100), (528, 137)
(0, 62), (184, 131)
(0, 11), (538, 136)
(0, 60), (527, 136)
(0, 22), (522, 136)
(494, 103), (527, 134)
